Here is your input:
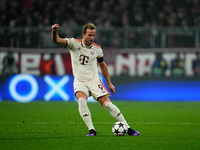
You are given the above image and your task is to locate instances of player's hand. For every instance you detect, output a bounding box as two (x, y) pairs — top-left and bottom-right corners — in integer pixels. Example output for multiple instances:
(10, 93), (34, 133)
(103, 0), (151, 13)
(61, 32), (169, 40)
(52, 24), (59, 32)
(108, 83), (115, 95)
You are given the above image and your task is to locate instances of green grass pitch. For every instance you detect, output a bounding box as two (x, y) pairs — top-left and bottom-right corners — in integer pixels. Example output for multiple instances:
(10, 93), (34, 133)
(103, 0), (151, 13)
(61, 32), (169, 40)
(0, 101), (200, 150)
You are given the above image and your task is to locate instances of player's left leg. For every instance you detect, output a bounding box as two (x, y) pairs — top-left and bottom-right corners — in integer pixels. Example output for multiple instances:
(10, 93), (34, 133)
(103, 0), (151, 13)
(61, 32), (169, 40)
(98, 96), (129, 126)
(98, 96), (140, 136)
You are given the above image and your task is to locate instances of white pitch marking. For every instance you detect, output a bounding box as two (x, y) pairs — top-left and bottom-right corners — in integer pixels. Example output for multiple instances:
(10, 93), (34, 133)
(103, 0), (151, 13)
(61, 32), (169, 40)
(0, 121), (200, 125)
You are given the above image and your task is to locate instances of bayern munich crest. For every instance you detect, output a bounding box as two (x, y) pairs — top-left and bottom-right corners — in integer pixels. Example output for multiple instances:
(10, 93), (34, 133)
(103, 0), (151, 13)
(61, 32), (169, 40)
(90, 51), (94, 55)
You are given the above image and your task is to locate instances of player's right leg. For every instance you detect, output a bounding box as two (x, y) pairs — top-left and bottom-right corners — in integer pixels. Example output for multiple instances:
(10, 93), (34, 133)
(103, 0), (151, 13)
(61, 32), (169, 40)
(75, 91), (96, 136)
(98, 96), (140, 136)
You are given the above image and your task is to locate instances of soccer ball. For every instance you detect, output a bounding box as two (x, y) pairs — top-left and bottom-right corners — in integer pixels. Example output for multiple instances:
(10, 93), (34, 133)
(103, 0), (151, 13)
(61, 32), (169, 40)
(112, 122), (128, 136)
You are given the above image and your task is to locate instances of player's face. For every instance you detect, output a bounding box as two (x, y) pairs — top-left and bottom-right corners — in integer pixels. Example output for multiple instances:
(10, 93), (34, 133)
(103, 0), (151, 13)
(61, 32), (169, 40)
(82, 29), (96, 46)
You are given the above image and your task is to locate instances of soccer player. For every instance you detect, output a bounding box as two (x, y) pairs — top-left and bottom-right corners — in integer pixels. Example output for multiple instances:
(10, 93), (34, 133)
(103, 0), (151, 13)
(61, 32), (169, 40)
(51, 23), (140, 136)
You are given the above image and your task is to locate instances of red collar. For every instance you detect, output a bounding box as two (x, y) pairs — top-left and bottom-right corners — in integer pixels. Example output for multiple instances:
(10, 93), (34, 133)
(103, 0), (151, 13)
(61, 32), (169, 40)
(81, 40), (93, 49)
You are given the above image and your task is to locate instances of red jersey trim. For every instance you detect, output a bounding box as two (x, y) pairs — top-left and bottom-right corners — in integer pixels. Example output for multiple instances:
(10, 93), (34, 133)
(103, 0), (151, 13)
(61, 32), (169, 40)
(75, 39), (83, 47)
(65, 40), (68, 47)
(93, 42), (100, 48)
(75, 39), (100, 48)
(99, 77), (109, 93)
(75, 39), (82, 42)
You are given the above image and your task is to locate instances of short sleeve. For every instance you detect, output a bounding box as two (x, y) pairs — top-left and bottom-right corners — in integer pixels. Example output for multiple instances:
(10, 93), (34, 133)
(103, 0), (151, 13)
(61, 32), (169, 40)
(65, 38), (74, 49)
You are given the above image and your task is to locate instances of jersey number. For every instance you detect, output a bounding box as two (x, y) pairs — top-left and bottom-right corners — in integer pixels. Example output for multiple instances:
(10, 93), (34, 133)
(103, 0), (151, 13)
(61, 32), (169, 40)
(98, 84), (105, 93)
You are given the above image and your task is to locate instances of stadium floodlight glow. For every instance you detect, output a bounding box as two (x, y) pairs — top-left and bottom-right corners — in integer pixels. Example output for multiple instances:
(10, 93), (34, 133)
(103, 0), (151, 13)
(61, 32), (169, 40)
(9, 74), (38, 103)
(44, 75), (69, 101)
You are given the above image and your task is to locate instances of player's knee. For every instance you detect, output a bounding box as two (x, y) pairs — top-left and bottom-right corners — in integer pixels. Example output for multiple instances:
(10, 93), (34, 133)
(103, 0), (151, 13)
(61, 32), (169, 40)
(97, 95), (111, 107)
(102, 100), (111, 107)
(76, 91), (87, 100)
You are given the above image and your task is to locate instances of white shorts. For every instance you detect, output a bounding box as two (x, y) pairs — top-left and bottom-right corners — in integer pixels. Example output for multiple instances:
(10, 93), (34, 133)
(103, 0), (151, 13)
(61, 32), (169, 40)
(73, 77), (109, 100)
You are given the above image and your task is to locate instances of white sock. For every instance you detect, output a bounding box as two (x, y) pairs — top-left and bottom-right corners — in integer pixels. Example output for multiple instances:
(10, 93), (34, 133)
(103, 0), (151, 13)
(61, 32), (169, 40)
(104, 100), (130, 128)
(78, 97), (95, 130)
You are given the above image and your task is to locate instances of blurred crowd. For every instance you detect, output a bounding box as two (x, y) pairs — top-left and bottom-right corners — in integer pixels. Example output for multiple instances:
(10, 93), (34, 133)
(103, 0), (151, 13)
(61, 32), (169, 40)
(0, 0), (200, 28)
(0, 0), (199, 48)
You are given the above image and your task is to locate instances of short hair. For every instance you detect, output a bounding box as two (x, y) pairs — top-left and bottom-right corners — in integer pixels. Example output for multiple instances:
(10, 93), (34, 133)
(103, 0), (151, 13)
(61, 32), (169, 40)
(82, 23), (96, 34)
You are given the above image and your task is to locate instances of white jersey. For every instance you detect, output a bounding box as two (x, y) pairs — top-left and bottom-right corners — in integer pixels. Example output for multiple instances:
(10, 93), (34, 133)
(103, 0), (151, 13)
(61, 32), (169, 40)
(66, 38), (103, 82)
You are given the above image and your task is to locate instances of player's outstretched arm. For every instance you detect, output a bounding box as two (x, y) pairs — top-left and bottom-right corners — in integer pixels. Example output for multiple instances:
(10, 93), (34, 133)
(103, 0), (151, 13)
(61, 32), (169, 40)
(51, 24), (68, 47)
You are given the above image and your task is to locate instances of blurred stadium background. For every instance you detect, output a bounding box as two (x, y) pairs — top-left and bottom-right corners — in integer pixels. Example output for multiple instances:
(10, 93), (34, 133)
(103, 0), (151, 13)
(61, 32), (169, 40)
(0, 0), (200, 102)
